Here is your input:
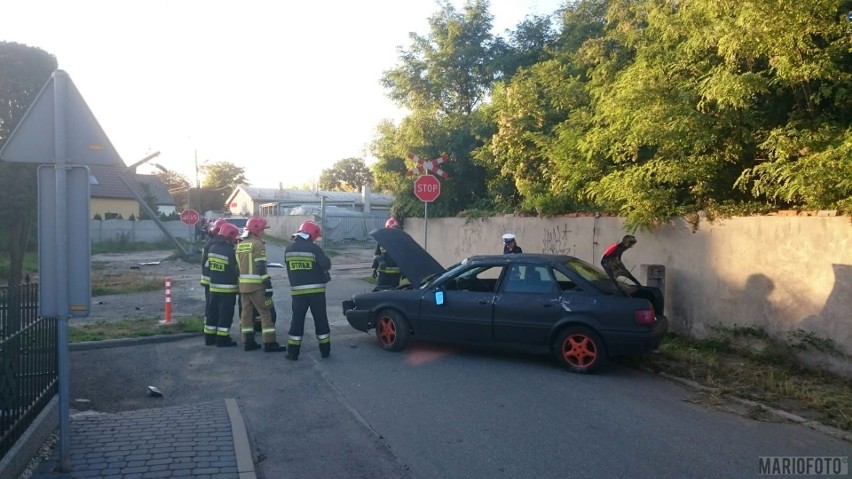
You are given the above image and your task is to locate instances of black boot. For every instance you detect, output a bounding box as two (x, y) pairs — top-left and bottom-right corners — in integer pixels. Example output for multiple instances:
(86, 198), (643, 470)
(217, 336), (237, 347)
(264, 342), (286, 353)
(319, 342), (331, 359)
(244, 340), (261, 351)
(285, 344), (300, 360)
(204, 334), (216, 346)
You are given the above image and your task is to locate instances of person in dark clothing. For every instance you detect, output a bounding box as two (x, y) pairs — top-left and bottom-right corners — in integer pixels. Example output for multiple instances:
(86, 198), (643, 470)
(601, 234), (641, 290)
(284, 221), (332, 360)
(203, 222), (240, 347)
(502, 233), (523, 254)
(372, 218), (403, 291)
(201, 219), (229, 327)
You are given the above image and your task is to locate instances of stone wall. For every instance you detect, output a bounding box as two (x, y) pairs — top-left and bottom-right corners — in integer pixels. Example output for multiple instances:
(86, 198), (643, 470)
(404, 215), (852, 361)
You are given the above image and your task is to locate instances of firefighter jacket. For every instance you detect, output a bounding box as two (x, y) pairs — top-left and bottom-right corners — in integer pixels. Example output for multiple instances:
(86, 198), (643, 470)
(236, 234), (270, 293)
(285, 236), (331, 296)
(200, 235), (218, 287)
(372, 244), (400, 275)
(206, 236), (239, 294)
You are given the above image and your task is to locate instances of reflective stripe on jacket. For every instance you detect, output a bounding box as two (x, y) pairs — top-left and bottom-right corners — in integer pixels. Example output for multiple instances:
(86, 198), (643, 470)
(236, 235), (269, 293)
(285, 237), (331, 296)
(207, 238), (239, 294)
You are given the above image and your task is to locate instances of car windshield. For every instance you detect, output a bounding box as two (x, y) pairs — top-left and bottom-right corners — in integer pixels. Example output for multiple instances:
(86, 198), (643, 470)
(563, 258), (619, 294)
(423, 261), (467, 289)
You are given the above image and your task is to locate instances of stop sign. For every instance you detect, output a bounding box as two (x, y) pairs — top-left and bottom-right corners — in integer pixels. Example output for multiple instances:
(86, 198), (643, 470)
(180, 209), (200, 225)
(414, 174), (441, 202)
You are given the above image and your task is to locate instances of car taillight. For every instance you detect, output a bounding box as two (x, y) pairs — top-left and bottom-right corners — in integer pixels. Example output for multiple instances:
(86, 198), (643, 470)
(634, 308), (656, 326)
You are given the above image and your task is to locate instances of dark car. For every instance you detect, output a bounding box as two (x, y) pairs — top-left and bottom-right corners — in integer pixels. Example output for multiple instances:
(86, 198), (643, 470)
(343, 228), (667, 373)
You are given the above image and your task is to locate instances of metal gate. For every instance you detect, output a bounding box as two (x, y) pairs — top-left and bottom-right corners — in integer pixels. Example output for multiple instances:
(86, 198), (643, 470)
(0, 283), (58, 461)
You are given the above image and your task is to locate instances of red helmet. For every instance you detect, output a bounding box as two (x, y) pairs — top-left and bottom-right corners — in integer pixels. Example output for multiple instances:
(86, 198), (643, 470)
(209, 219), (228, 234)
(218, 222), (240, 242)
(245, 217), (269, 236)
(297, 221), (322, 241)
(385, 218), (400, 229)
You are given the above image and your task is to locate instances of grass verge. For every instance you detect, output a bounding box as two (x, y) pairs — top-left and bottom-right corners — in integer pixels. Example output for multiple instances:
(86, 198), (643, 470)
(625, 329), (852, 432)
(91, 264), (165, 296)
(70, 317), (204, 343)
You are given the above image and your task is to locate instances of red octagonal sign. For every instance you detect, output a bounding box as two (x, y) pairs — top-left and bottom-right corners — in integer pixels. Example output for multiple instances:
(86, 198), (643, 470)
(414, 174), (441, 202)
(180, 209), (200, 225)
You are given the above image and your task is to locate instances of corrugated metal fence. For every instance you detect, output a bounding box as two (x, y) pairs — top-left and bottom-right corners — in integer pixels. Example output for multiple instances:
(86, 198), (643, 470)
(0, 283), (57, 462)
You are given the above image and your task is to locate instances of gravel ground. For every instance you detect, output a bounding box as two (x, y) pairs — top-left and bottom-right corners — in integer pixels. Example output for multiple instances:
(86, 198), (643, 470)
(84, 242), (376, 324)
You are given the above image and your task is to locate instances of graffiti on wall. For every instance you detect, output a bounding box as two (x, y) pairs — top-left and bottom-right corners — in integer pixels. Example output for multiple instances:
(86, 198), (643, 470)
(542, 224), (575, 255)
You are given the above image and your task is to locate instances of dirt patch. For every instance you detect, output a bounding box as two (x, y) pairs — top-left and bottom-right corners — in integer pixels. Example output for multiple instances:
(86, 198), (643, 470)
(81, 242), (376, 324)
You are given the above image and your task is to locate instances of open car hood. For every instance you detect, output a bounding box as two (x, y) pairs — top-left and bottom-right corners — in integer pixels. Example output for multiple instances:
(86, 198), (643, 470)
(370, 227), (445, 287)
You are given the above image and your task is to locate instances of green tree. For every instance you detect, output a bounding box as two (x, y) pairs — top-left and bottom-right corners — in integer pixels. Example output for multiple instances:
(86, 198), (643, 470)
(318, 157), (373, 192)
(200, 161), (246, 190)
(199, 161), (246, 213)
(0, 42), (57, 285)
(154, 169), (191, 209)
(377, 0), (508, 216)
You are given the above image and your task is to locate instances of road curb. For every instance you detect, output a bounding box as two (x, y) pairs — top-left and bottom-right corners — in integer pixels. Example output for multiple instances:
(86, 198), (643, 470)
(655, 371), (852, 444)
(70, 332), (200, 351)
(226, 398), (257, 479)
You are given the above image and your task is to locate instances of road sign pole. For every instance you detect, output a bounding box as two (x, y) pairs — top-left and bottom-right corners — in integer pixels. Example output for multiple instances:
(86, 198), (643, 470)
(53, 71), (72, 472)
(424, 201), (428, 251)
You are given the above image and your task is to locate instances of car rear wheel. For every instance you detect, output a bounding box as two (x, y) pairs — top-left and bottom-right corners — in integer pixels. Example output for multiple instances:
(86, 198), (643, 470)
(555, 326), (606, 373)
(375, 309), (410, 352)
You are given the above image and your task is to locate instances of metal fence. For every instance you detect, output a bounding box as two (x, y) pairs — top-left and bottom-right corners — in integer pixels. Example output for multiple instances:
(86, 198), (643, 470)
(0, 283), (57, 461)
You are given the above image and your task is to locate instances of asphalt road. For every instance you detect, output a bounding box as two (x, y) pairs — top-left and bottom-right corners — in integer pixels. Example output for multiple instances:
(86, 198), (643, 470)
(66, 270), (850, 479)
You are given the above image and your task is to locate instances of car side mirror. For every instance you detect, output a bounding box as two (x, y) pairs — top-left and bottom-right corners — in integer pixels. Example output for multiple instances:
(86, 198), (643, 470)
(434, 289), (444, 306)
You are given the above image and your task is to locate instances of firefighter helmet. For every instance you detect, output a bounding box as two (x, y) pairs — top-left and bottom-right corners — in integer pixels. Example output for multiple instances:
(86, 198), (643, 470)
(297, 221), (322, 241)
(209, 218), (228, 235)
(385, 218), (400, 229)
(218, 222), (240, 242)
(245, 217), (269, 236)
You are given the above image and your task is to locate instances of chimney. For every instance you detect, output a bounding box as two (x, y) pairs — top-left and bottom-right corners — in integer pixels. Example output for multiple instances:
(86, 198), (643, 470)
(362, 182), (372, 213)
(279, 182), (283, 192)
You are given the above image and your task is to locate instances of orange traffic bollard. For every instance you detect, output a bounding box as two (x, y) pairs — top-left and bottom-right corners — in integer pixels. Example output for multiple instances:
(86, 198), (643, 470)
(161, 276), (172, 324)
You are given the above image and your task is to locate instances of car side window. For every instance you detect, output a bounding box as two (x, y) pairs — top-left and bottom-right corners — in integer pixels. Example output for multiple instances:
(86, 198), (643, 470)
(445, 266), (502, 293)
(553, 269), (579, 292)
(504, 265), (556, 294)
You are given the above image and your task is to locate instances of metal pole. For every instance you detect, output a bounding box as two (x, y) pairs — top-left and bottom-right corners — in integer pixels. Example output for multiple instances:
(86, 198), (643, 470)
(320, 195), (327, 249)
(54, 71), (72, 472)
(424, 201), (428, 251)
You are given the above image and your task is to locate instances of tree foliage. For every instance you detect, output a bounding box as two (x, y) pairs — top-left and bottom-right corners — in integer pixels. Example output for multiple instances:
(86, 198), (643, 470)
(371, 0), (852, 228)
(0, 42), (57, 285)
(154, 169), (191, 209)
(200, 161), (246, 191)
(319, 157), (373, 192)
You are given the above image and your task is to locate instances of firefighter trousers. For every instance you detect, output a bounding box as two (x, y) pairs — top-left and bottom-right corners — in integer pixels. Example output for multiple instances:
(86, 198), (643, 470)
(205, 292), (237, 338)
(240, 289), (276, 344)
(287, 292), (330, 356)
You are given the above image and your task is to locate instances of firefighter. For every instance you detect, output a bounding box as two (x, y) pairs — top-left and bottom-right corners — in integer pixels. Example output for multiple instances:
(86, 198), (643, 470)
(284, 220), (332, 360)
(371, 218), (403, 291)
(502, 233), (523, 254)
(201, 219), (229, 325)
(236, 217), (285, 352)
(203, 222), (240, 347)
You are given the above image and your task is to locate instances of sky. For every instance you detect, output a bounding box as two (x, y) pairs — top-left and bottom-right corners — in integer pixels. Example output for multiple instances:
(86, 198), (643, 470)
(2, 0), (565, 188)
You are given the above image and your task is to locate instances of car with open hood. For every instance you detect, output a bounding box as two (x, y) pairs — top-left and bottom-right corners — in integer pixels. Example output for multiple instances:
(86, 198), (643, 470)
(343, 228), (667, 373)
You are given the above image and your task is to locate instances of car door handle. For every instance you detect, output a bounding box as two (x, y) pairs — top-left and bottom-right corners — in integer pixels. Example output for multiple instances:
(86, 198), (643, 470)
(543, 299), (560, 307)
(479, 299), (491, 305)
